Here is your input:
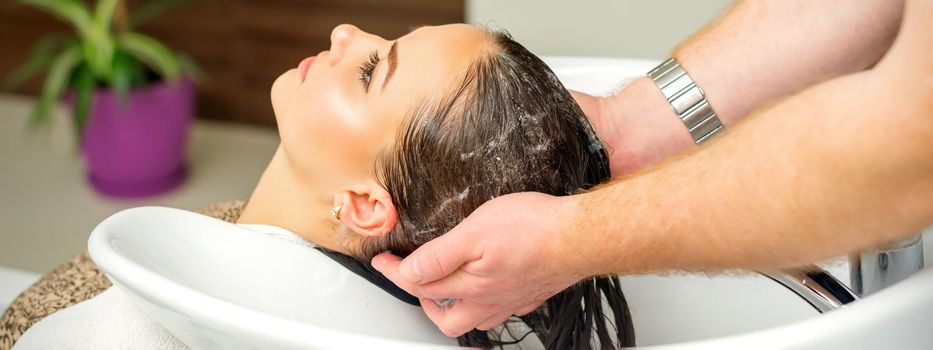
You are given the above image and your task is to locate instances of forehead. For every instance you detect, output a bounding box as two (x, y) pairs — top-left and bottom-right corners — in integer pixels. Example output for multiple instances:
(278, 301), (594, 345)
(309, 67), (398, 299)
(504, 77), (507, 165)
(381, 24), (492, 110)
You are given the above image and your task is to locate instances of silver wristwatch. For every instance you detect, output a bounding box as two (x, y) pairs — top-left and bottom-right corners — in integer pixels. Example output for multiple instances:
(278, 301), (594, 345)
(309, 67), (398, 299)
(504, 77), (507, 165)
(647, 58), (724, 144)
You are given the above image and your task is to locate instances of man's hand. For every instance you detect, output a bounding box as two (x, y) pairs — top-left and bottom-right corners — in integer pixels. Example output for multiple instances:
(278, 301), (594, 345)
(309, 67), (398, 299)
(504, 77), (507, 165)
(371, 192), (588, 337)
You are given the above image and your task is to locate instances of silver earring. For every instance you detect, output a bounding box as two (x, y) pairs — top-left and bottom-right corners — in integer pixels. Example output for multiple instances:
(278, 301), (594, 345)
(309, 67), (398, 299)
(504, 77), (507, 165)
(330, 203), (343, 220)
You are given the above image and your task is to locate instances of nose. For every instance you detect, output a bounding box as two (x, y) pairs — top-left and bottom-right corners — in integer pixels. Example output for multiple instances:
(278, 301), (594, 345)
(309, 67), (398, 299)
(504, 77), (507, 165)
(328, 24), (360, 66)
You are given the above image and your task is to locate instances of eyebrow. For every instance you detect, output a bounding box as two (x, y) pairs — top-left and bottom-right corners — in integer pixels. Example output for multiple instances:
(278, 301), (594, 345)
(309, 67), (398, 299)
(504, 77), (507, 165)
(381, 41), (399, 92)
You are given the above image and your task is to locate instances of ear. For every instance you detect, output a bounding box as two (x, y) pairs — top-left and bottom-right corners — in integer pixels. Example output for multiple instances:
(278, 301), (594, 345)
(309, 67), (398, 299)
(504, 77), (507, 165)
(334, 182), (397, 238)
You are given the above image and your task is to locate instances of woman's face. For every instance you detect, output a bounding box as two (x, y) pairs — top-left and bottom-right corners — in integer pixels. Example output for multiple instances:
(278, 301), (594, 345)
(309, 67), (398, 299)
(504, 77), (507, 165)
(271, 24), (490, 186)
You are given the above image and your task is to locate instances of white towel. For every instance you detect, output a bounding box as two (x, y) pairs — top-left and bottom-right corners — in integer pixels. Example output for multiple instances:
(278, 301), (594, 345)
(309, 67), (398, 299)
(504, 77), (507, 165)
(14, 286), (188, 350)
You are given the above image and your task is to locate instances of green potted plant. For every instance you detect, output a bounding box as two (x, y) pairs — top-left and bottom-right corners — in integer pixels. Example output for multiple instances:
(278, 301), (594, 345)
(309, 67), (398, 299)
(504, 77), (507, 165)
(4, 0), (201, 197)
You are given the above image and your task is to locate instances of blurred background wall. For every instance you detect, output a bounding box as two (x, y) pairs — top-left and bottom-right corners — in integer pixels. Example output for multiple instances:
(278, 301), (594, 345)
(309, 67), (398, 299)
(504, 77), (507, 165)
(467, 0), (732, 59)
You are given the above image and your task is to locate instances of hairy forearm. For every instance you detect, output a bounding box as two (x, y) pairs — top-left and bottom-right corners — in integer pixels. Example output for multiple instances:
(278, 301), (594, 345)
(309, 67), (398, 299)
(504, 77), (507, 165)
(676, 0), (904, 125)
(597, 0), (904, 175)
(568, 60), (932, 274)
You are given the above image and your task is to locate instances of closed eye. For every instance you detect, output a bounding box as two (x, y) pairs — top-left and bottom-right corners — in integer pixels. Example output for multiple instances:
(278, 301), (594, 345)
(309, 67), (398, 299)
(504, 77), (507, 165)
(358, 50), (380, 92)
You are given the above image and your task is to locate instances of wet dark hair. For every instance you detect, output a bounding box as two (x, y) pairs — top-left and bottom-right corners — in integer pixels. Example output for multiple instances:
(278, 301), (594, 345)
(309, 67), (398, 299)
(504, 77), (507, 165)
(359, 31), (635, 349)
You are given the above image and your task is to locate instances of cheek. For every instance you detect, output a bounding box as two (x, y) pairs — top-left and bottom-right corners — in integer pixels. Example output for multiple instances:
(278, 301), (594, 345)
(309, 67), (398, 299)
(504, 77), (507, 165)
(277, 80), (382, 180)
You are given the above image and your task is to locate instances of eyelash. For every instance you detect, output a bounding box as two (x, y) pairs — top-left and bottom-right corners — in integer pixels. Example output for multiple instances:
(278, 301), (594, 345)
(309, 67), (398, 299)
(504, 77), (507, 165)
(358, 50), (380, 91)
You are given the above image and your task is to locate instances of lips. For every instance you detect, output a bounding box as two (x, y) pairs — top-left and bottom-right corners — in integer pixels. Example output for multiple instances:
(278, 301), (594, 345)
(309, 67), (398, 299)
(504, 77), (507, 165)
(297, 56), (317, 83)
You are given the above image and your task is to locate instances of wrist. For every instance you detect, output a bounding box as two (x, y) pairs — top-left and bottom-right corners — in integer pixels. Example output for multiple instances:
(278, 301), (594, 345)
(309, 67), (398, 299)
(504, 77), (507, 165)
(672, 52), (740, 127)
(553, 192), (602, 279)
(563, 182), (649, 276)
(602, 77), (697, 175)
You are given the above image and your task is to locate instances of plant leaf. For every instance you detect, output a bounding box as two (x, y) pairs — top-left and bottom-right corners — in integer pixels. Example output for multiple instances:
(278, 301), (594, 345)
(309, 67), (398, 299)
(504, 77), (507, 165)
(127, 0), (187, 31)
(30, 42), (83, 130)
(82, 0), (119, 81)
(80, 35), (115, 82)
(2, 35), (73, 90)
(20, 0), (94, 40)
(71, 63), (95, 135)
(116, 31), (181, 80)
(94, 0), (119, 32)
(131, 58), (147, 86)
(111, 49), (135, 104)
(177, 53), (205, 83)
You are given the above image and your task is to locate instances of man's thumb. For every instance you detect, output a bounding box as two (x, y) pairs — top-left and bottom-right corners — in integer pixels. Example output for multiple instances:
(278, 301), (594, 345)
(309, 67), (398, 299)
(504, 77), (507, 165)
(399, 230), (480, 285)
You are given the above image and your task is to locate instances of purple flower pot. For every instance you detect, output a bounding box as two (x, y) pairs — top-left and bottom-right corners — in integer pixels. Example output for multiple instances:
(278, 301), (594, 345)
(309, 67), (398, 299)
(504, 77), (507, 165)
(78, 77), (195, 197)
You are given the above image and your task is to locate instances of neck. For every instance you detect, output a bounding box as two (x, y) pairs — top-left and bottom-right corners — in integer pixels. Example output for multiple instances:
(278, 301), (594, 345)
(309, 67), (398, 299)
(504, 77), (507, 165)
(238, 145), (345, 252)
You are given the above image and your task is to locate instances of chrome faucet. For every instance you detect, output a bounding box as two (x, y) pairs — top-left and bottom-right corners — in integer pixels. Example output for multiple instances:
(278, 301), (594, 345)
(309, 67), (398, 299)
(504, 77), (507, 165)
(761, 266), (858, 313)
(850, 233), (925, 296)
(762, 232), (926, 313)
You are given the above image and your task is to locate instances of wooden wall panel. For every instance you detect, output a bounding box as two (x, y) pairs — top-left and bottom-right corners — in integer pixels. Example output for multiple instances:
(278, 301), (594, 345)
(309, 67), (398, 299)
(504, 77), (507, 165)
(0, 0), (464, 126)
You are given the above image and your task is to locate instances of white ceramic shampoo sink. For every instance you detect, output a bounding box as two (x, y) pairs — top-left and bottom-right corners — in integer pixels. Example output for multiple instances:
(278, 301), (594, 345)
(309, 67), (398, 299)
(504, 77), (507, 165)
(88, 207), (458, 349)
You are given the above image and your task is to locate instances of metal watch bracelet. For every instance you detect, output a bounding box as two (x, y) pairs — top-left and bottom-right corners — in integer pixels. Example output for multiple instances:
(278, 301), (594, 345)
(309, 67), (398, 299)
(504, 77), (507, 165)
(647, 58), (724, 144)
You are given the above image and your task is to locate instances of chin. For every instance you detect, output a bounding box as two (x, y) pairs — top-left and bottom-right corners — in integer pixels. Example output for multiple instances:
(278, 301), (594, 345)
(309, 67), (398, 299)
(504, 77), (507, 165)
(270, 69), (300, 113)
